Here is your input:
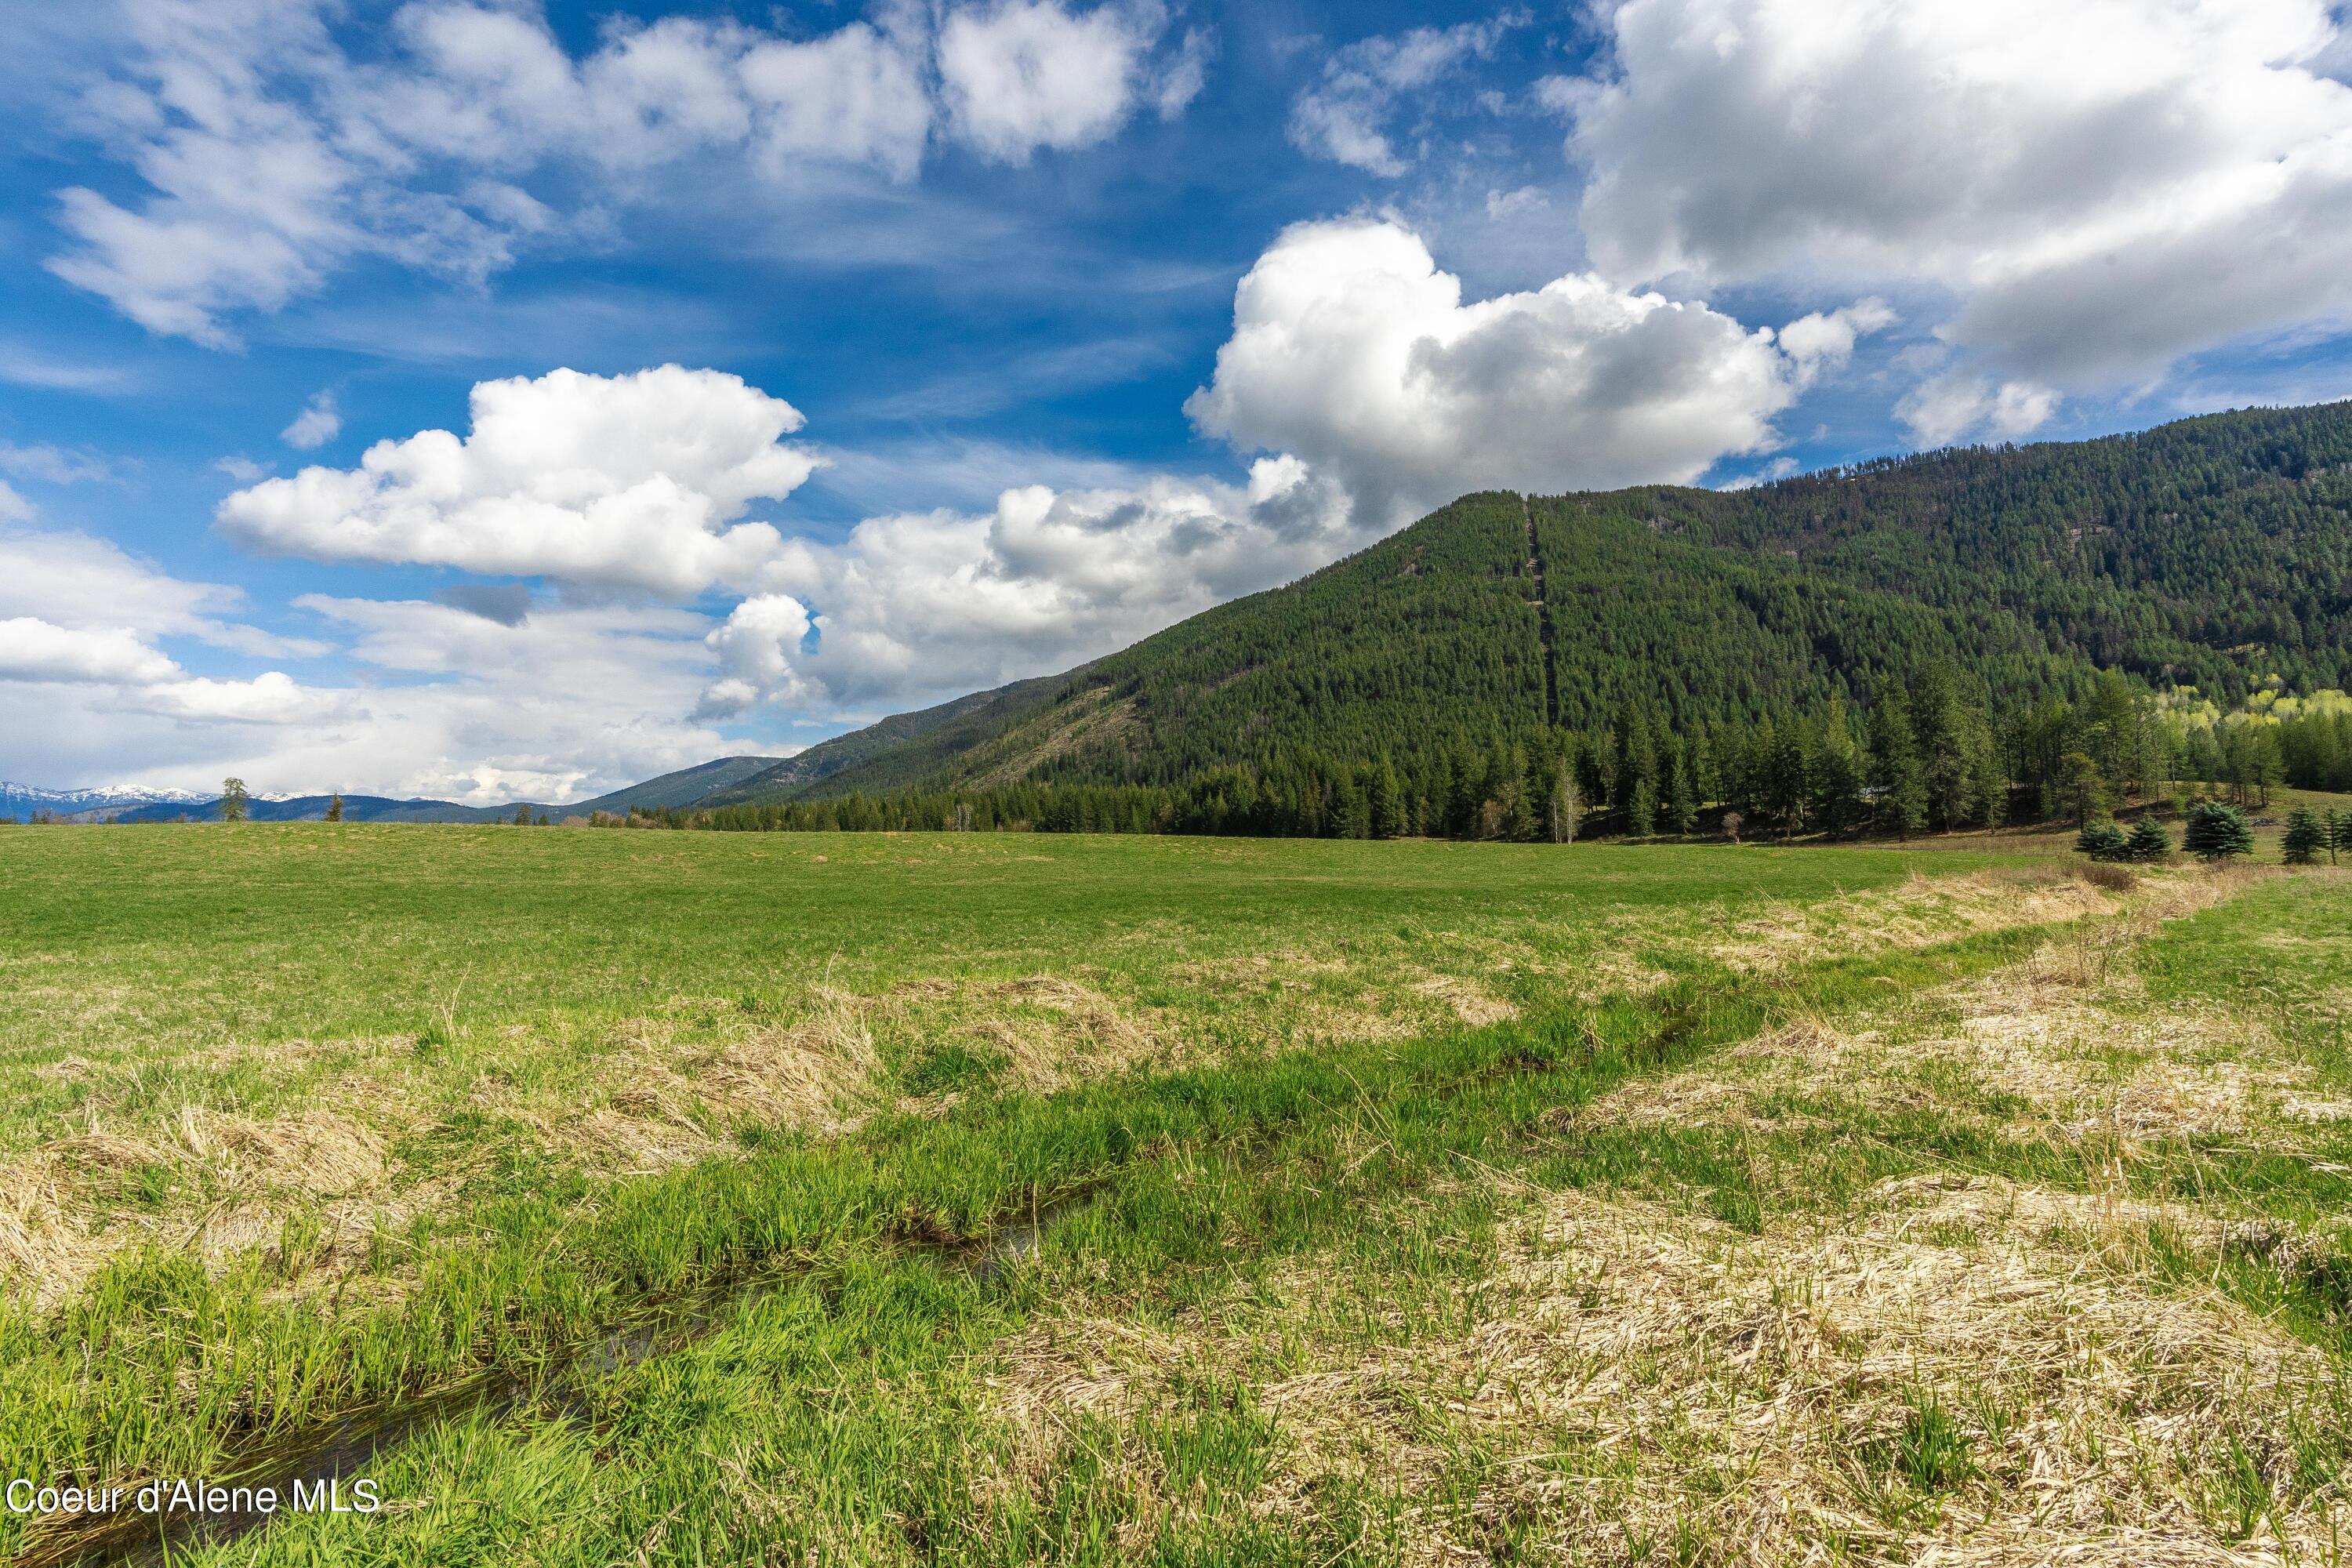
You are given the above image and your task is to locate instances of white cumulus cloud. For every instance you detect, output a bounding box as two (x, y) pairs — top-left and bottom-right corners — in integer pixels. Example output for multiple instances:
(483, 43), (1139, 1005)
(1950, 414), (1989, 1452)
(1185, 217), (1877, 527)
(937, 0), (1177, 164)
(1896, 372), (2062, 448)
(0, 618), (182, 685)
(218, 365), (819, 597)
(1562, 0), (2352, 400)
(0, 522), (324, 657)
(282, 594), (742, 804)
(741, 20), (933, 180)
(699, 460), (1353, 716)
(0, 522), (333, 730)
(0, 615), (325, 726)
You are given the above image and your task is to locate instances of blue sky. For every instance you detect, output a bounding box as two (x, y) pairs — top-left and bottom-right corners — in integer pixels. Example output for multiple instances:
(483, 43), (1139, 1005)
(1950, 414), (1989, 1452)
(4, 0), (2351, 801)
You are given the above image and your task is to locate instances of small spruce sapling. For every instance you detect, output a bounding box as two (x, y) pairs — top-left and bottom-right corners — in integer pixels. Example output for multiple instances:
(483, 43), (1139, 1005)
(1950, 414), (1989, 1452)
(2075, 821), (2129, 861)
(2282, 807), (2325, 866)
(2182, 800), (2254, 862)
(2125, 817), (2171, 862)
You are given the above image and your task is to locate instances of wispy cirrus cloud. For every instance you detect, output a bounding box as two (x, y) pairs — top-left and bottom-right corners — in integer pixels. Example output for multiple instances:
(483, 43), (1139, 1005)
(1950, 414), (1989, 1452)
(49, 0), (1214, 346)
(1288, 11), (1526, 175)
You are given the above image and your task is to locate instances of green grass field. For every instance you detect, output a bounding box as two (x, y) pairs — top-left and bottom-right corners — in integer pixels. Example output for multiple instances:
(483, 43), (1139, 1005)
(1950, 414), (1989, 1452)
(0, 825), (2345, 1564)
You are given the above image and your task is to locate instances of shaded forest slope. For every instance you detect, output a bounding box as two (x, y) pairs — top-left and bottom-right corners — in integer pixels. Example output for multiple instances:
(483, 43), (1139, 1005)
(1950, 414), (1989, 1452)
(713, 401), (2352, 804)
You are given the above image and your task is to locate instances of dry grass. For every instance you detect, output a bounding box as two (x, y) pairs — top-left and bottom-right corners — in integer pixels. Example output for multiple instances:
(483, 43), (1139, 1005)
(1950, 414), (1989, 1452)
(976, 1150), (2350, 1564)
(980, 1192), (2340, 1566)
(0, 968), (1191, 1301)
(1589, 867), (2298, 1156)
(1708, 868), (2118, 975)
(0, 1106), (394, 1308)
(970, 864), (2344, 1565)
(947, 974), (1177, 1092)
(1412, 971), (1520, 1026)
(1450, 1177), (2344, 1565)
(470, 985), (887, 1172)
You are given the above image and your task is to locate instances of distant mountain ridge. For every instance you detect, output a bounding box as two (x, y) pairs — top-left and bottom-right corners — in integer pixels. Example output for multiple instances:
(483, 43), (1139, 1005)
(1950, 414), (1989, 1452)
(2, 782), (210, 818)
(11, 757), (783, 824)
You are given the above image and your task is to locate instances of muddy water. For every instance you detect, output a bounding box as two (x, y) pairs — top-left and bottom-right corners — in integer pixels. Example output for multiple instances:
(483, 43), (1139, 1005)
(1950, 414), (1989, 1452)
(17, 1191), (1103, 1568)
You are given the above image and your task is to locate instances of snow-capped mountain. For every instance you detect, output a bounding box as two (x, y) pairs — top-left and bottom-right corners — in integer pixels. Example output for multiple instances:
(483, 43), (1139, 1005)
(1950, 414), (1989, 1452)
(1, 782), (212, 818)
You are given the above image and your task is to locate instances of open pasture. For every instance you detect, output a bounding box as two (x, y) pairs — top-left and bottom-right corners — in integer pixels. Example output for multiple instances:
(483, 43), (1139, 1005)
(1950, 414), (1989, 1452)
(0, 826), (2344, 1566)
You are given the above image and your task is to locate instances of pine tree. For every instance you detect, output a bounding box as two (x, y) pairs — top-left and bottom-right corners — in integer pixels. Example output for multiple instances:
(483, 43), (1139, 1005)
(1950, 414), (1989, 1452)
(1911, 665), (1964, 829)
(1866, 681), (1927, 839)
(1813, 699), (1867, 837)
(1369, 755), (1406, 839)
(2080, 669), (2153, 803)
(325, 793), (343, 822)
(1762, 717), (1811, 837)
(2075, 821), (2129, 861)
(1664, 740), (1698, 835)
(2282, 807), (2325, 866)
(1688, 727), (1720, 813)
(2182, 801), (2255, 861)
(220, 777), (249, 823)
(2055, 751), (2112, 828)
(2125, 817), (2171, 862)
(2327, 808), (2350, 866)
(1617, 706), (1659, 836)
(1628, 775), (1658, 837)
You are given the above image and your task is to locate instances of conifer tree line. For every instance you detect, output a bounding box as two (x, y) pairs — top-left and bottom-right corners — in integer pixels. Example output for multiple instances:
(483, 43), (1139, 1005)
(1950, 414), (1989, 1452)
(706, 405), (2352, 817)
(651, 662), (2352, 844)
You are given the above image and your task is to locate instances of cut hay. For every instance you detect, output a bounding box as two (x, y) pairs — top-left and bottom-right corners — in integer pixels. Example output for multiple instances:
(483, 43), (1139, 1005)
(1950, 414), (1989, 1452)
(969, 866), (2343, 1564)
(1709, 868), (2120, 975)
(1446, 1176), (2346, 1564)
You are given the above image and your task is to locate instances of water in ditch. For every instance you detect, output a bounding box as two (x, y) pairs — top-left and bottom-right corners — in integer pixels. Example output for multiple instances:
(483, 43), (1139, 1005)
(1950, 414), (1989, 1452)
(16, 1189), (1103, 1568)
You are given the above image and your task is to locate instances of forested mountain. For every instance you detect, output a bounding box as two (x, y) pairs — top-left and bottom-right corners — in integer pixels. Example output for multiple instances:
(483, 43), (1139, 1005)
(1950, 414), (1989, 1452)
(702, 678), (1069, 804)
(564, 755), (783, 815)
(1591, 401), (2352, 702)
(709, 401), (2351, 811)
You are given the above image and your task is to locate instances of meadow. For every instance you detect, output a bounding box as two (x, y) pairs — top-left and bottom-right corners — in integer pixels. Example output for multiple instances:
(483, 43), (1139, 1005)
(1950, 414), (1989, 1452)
(0, 824), (2344, 1564)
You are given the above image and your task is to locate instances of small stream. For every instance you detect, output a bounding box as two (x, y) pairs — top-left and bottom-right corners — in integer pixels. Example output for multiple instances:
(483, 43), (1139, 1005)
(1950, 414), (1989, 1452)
(20, 1032), (1589, 1568)
(16, 1190), (1102, 1568)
